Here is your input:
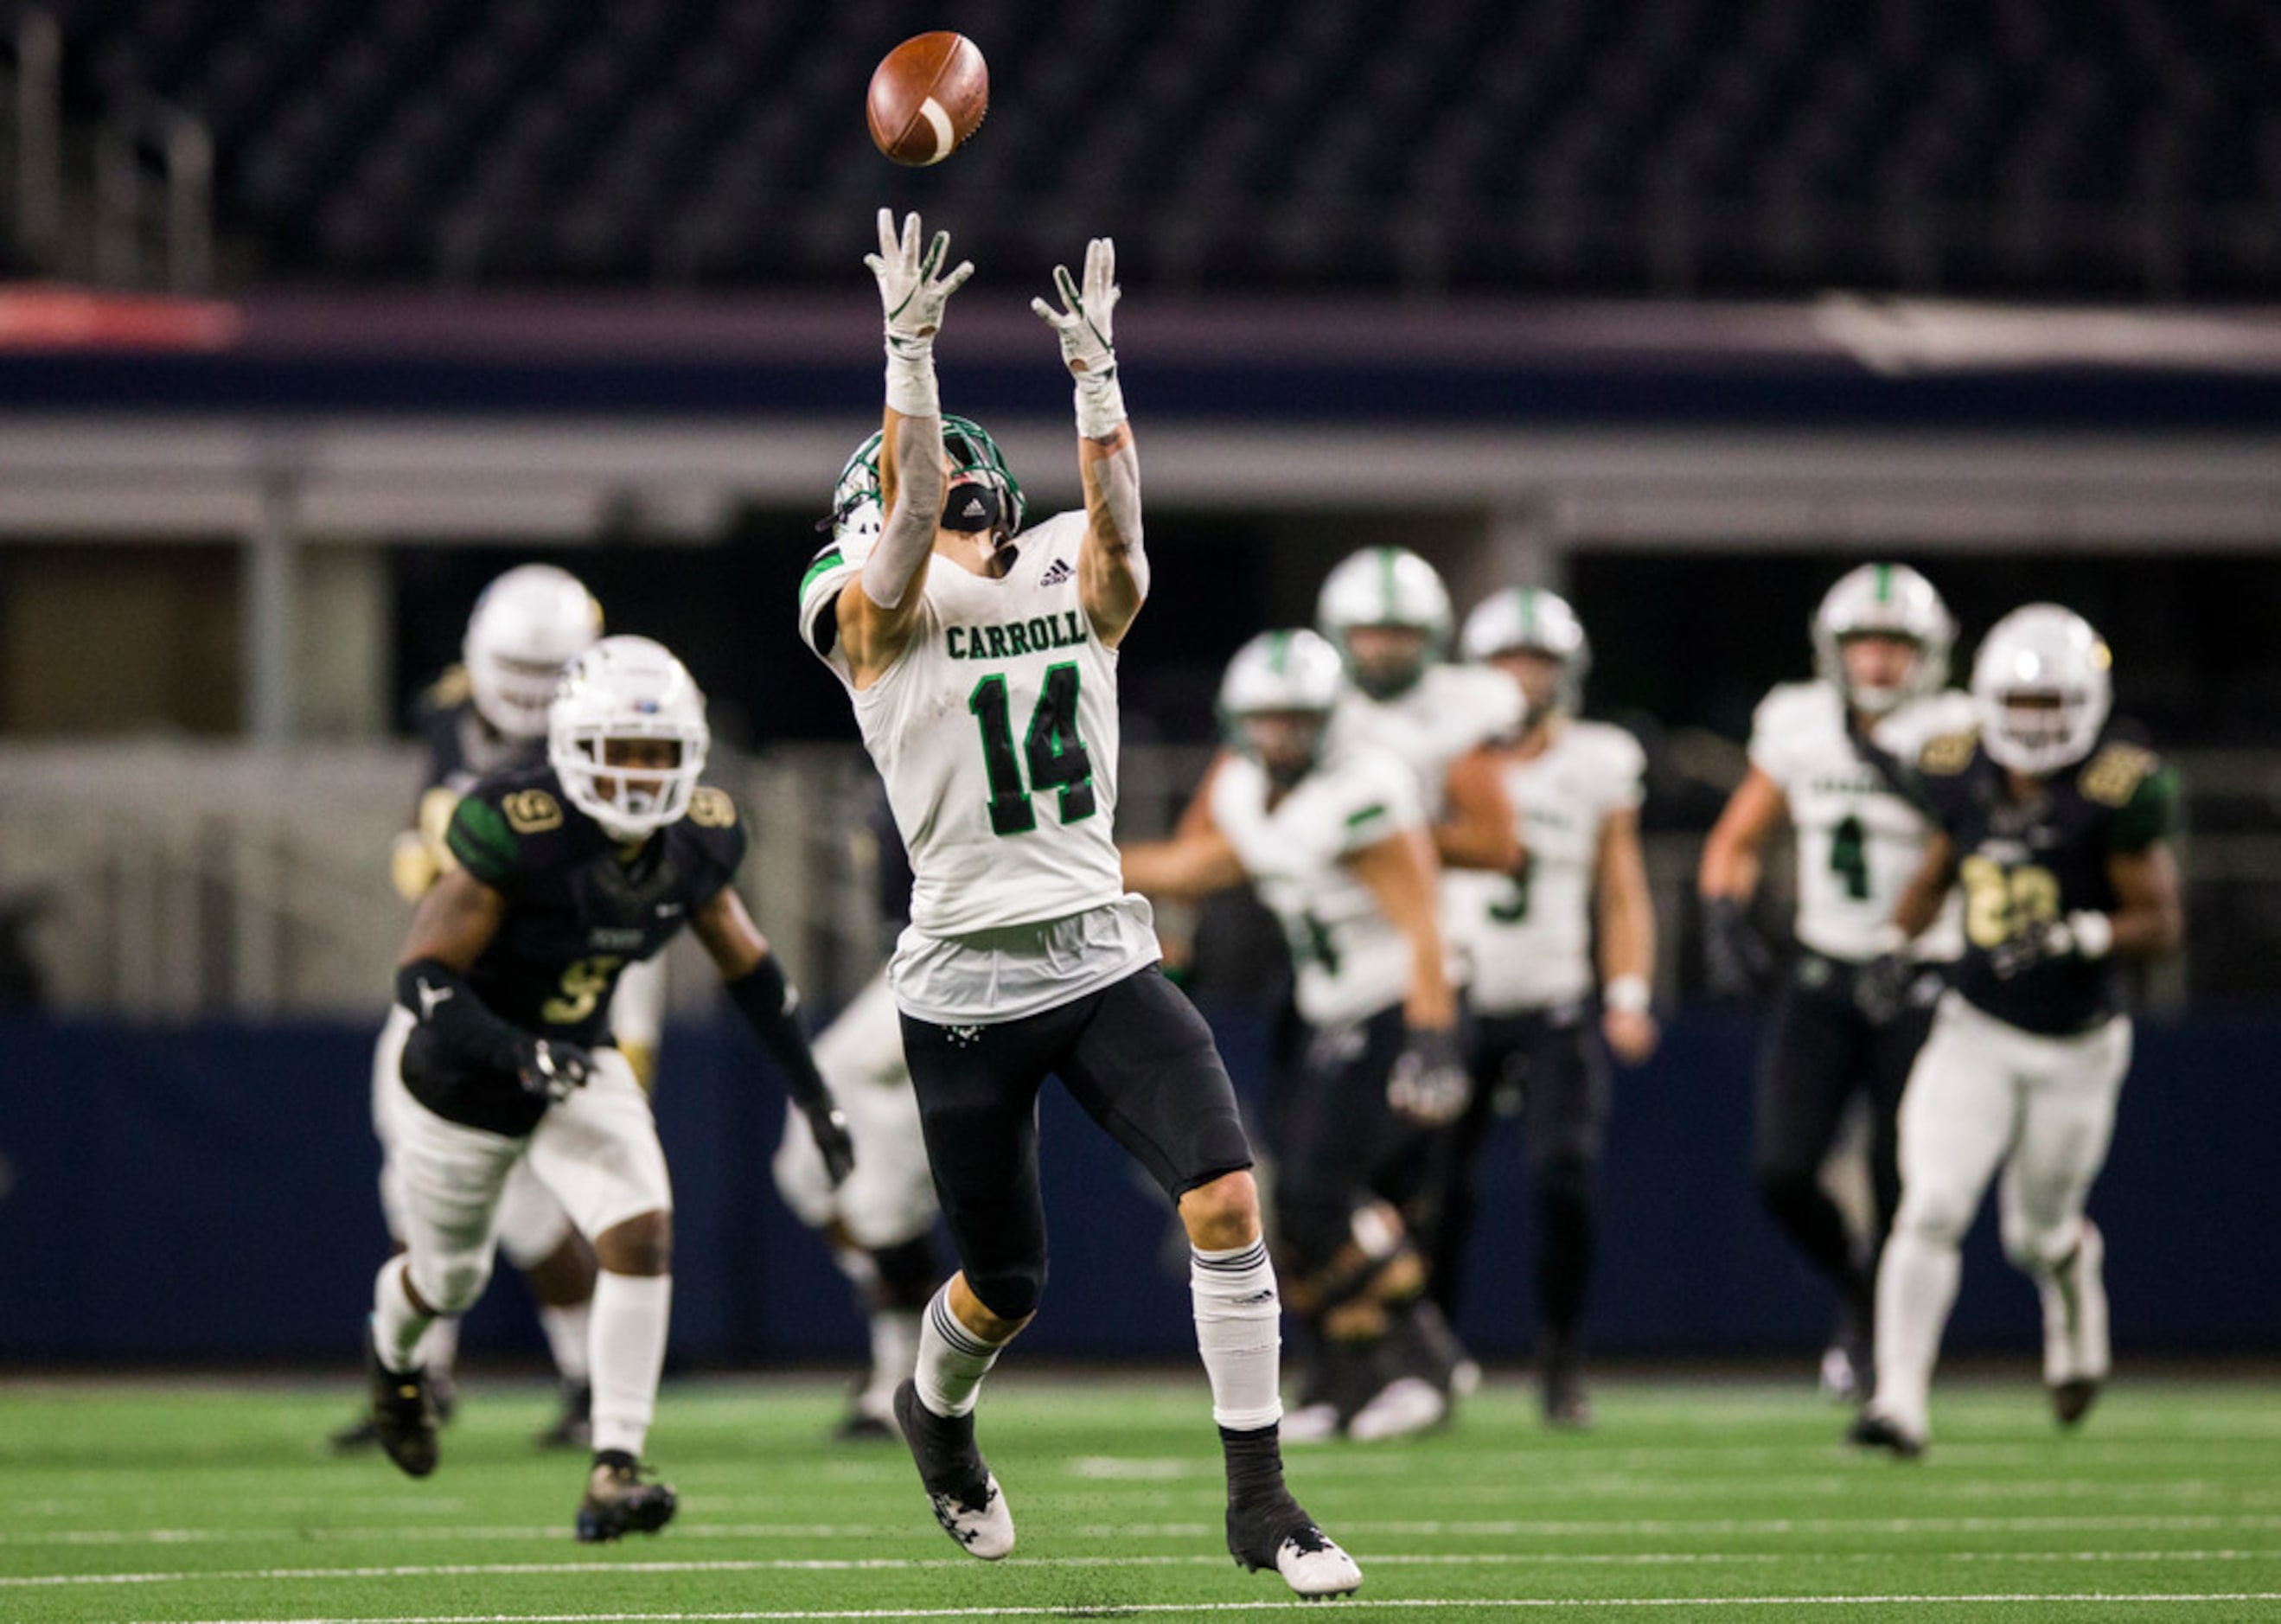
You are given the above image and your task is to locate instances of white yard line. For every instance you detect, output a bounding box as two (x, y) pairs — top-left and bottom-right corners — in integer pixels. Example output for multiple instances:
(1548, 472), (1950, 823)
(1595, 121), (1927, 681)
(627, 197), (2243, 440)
(7, 1549), (2278, 1589)
(10, 1512), (2281, 1547)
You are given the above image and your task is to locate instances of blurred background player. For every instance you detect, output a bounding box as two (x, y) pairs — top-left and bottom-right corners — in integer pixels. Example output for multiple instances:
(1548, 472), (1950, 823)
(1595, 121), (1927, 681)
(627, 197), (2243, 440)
(1850, 605), (2182, 1457)
(797, 212), (1356, 1597)
(335, 562), (618, 1454)
(1125, 629), (1473, 1442)
(364, 634), (854, 1538)
(1696, 563), (1975, 1398)
(1310, 547), (1524, 1384)
(771, 777), (944, 1442)
(1437, 587), (1657, 1428)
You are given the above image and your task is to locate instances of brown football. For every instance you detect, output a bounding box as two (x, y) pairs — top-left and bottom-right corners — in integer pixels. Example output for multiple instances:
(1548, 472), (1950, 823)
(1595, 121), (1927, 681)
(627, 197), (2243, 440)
(866, 32), (989, 167)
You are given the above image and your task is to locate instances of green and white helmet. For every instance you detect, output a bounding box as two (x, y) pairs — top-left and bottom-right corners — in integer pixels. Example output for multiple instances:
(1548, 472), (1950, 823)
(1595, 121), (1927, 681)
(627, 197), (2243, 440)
(1314, 547), (1454, 697)
(1460, 586), (1591, 714)
(1811, 562), (1955, 715)
(1217, 629), (1347, 782)
(827, 414), (1025, 540)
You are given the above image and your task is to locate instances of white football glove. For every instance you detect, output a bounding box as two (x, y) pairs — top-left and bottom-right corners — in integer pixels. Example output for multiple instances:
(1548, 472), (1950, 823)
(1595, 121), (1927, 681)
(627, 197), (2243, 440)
(1032, 237), (1126, 437)
(866, 208), (972, 416)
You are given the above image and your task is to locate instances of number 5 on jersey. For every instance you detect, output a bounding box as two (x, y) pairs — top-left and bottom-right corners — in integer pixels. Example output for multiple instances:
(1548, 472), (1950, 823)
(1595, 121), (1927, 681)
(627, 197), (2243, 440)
(970, 663), (1096, 836)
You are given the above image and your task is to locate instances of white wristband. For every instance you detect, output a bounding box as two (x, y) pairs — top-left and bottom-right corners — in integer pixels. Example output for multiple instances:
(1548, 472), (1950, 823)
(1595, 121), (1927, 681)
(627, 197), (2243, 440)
(884, 340), (939, 418)
(1605, 975), (1652, 1014)
(1868, 922), (1908, 957)
(2066, 911), (2114, 960)
(1074, 368), (1126, 439)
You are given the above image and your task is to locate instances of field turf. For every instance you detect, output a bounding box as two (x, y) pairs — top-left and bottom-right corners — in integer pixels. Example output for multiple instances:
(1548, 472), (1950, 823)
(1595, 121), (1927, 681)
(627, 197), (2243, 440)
(3, 1369), (2277, 1621)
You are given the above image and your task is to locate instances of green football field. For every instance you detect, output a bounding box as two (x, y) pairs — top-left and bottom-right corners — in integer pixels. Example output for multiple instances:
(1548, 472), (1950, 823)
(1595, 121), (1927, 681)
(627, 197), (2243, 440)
(3, 1370), (2278, 1622)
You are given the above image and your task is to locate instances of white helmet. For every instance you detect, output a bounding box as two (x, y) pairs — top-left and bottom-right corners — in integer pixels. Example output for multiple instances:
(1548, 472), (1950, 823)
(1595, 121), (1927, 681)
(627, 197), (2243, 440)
(1460, 586), (1591, 714)
(463, 564), (604, 739)
(1811, 562), (1955, 716)
(547, 636), (711, 841)
(1218, 629), (1347, 783)
(1971, 604), (2113, 776)
(1315, 547), (1454, 698)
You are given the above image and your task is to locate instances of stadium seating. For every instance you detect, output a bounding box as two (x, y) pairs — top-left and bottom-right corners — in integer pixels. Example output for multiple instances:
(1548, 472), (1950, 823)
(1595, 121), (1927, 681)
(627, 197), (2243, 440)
(40, 0), (2281, 295)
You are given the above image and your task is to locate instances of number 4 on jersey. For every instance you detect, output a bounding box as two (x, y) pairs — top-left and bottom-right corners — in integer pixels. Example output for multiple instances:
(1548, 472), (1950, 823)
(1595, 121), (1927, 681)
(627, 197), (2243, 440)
(970, 662), (1096, 836)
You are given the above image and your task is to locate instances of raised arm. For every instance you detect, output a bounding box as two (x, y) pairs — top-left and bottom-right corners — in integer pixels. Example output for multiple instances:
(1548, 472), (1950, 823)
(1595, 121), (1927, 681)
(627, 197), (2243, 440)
(1032, 238), (1146, 646)
(836, 211), (971, 687)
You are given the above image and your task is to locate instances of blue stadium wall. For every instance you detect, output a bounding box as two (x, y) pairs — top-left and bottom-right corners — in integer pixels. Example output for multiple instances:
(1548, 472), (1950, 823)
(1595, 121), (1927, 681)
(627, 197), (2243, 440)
(3, 1006), (2275, 1367)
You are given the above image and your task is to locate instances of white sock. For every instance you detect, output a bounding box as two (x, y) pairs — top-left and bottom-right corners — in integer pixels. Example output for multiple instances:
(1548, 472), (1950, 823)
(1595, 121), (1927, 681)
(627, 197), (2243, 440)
(414, 1313), (459, 1377)
(372, 1255), (433, 1373)
(540, 1301), (592, 1384)
(1191, 1239), (1283, 1432)
(915, 1283), (1004, 1419)
(588, 1271), (672, 1459)
(1872, 1228), (1960, 1438)
(868, 1307), (923, 1403)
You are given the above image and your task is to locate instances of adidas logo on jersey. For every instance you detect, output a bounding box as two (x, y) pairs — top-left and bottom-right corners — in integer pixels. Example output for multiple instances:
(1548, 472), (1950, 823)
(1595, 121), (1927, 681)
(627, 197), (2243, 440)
(1039, 559), (1072, 586)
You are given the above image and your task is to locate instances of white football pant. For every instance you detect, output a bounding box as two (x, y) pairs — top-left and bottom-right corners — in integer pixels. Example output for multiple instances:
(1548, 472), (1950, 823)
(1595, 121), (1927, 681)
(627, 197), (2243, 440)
(374, 1007), (673, 1316)
(771, 970), (938, 1250)
(1871, 992), (2131, 1438)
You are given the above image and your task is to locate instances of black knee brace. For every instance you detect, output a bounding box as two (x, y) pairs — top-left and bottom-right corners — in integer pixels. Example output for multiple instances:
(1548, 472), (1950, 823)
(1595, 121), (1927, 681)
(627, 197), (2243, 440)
(964, 1257), (1046, 1323)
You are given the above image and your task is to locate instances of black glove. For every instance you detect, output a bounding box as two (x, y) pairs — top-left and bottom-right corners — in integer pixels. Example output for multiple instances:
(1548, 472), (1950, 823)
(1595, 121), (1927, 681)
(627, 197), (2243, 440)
(1387, 1025), (1471, 1127)
(1989, 917), (2077, 981)
(1702, 896), (1776, 999)
(802, 1099), (858, 1188)
(517, 1037), (595, 1103)
(1852, 952), (1914, 1026)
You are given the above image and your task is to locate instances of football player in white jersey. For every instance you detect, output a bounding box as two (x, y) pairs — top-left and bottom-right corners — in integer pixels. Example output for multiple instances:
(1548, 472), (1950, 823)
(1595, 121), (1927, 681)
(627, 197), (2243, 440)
(335, 564), (615, 1455)
(1850, 608), (2181, 1456)
(795, 211), (1358, 1601)
(1697, 563), (1977, 1397)
(1438, 587), (1656, 1428)
(1124, 629), (1475, 1444)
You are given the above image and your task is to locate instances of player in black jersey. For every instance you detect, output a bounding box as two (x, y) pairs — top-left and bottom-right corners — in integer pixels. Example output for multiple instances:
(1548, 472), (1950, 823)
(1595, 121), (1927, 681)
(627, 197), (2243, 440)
(361, 636), (856, 1541)
(336, 564), (609, 1456)
(1847, 606), (2182, 1457)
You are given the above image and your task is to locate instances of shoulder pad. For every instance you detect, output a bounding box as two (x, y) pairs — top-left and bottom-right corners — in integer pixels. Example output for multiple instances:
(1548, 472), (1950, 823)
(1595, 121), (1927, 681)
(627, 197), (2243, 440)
(2076, 742), (2161, 809)
(798, 541), (866, 660)
(424, 664), (474, 711)
(1918, 728), (1980, 777)
(500, 787), (565, 834)
(446, 793), (521, 886)
(688, 785), (738, 829)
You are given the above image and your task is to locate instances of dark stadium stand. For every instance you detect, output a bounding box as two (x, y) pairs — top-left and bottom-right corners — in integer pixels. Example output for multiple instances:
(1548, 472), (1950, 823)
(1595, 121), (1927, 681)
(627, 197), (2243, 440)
(35, 0), (2281, 297)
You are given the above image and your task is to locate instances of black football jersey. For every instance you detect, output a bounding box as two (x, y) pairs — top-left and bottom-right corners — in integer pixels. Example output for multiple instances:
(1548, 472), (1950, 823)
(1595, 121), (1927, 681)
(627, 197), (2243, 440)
(1915, 727), (2177, 1035)
(406, 764), (745, 1133)
(410, 667), (544, 822)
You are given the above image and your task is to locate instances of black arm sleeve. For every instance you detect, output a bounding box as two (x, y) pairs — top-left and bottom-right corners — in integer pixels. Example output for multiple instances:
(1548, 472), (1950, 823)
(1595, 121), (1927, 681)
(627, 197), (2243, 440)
(396, 957), (531, 1077)
(723, 955), (833, 1112)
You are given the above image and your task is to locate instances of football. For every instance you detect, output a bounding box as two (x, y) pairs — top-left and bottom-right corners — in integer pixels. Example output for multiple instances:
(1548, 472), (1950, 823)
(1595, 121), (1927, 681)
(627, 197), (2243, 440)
(866, 32), (989, 167)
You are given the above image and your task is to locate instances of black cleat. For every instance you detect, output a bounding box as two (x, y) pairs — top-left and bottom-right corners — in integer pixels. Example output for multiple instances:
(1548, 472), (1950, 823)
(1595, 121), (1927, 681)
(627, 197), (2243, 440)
(535, 1379), (592, 1451)
(2050, 1378), (2101, 1428)
(1543, 1373), (1596, 1431)
(1846, 1409), (1925, 1460)
(1228, 1492), (1363, 1599)
(366, 1333), (440, 1479)
(574, 1452), (677, 1543)
(892, 1380), (1013, 1558)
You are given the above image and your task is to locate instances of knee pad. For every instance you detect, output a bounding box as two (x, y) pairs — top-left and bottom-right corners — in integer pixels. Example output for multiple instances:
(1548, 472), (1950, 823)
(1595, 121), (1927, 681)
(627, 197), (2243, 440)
(871, 1234), (942, 1311)
(408, 1249), (493, 1317)
(965, 1258), (1045, 1324)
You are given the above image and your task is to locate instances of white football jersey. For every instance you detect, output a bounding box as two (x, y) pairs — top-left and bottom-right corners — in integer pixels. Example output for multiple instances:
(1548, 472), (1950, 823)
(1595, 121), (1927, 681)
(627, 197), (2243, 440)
(1447, 719), (1645, 1013)
(1211, 745), (1426, 1028)
(1748, 681), (1975, 962)
(1326, 662), (1525, 820)
(802, 513), (1154, 1018)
